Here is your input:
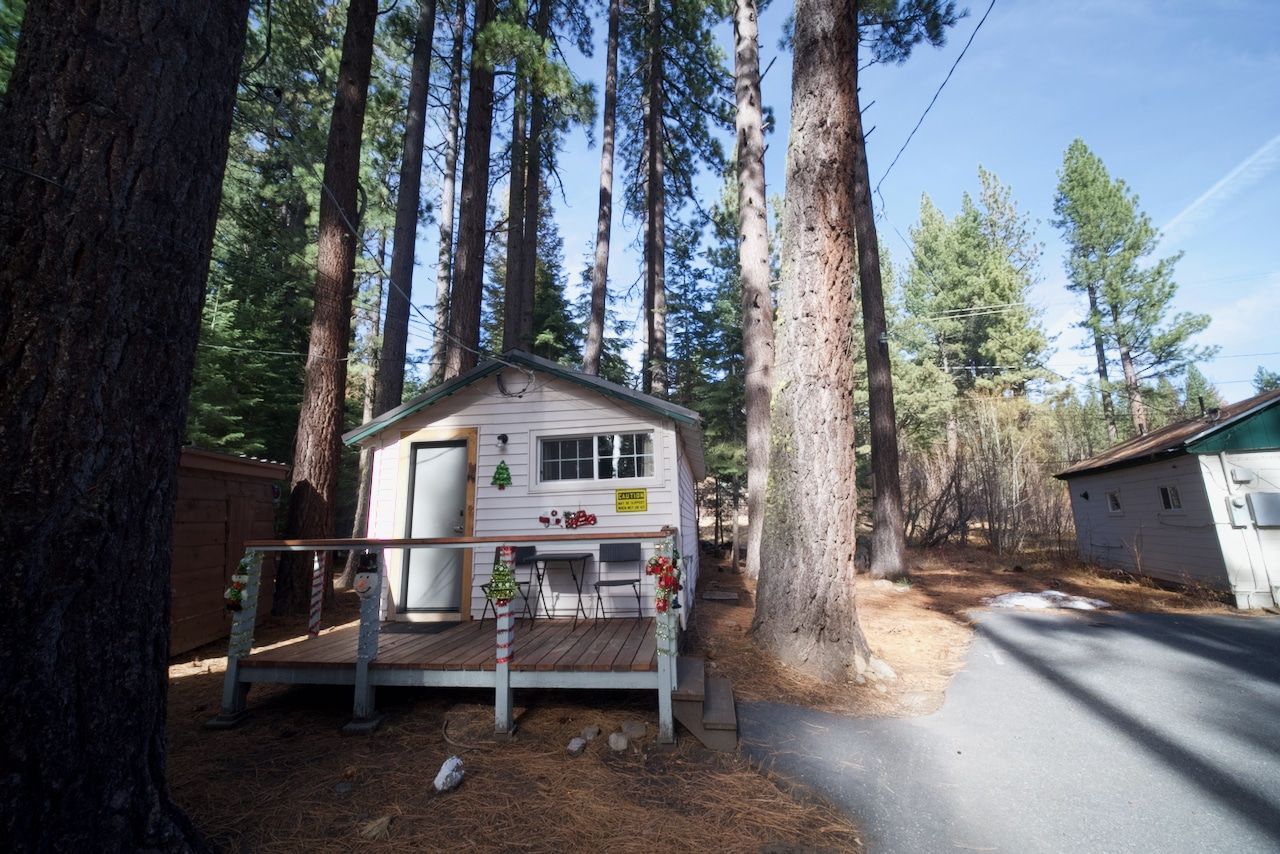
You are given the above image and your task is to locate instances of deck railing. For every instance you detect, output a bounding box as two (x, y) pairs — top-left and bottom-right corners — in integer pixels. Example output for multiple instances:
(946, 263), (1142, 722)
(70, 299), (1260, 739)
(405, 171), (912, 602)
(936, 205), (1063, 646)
(211, 528), (682, 740)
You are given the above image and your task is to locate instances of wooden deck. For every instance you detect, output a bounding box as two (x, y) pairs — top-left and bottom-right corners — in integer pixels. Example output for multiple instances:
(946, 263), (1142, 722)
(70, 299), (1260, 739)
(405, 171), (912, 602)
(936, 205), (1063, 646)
(243, 617), (658, 676)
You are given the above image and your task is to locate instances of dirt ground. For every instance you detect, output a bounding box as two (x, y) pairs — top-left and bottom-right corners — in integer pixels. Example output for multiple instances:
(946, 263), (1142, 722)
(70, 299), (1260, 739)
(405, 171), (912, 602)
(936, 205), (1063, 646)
(693, 543), (1236, 717)
(167, 544), (1235, 852)
(167, 596), (862, 854)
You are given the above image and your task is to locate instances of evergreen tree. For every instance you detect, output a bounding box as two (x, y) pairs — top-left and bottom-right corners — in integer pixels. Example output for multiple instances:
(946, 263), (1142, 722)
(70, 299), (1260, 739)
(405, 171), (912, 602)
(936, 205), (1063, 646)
(1054, 138), (1214, 437)
(1255, 366), (1280, 393)
(0, 0), (23, 94)
(618, 0), (731, 394)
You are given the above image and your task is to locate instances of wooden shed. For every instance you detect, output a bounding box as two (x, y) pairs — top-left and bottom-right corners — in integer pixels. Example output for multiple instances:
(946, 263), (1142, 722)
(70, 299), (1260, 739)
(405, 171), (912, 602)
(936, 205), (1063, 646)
(171, 448), (286, 655)
(1056, 388), (1280, 609)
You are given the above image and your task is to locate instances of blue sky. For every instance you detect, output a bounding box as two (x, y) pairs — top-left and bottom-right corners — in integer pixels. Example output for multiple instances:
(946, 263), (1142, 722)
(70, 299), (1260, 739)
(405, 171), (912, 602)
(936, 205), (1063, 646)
(412, 0), (1280, 399)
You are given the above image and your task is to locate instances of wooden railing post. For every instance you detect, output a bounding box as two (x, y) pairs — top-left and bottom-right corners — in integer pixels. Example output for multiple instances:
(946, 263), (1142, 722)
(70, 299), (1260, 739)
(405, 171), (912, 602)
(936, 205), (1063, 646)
(494, 545), (516, 736)
(655, 530), (678, 743)
(207, 551), (262, 728)
(308, 552), (325, 636)
(344, 550), (385, 734)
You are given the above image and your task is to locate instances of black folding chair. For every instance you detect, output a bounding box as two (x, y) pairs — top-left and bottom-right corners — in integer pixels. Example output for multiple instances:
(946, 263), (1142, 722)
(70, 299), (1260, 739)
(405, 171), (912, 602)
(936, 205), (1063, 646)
(593, 542), (644, 623)
(481, 546), (536, 622)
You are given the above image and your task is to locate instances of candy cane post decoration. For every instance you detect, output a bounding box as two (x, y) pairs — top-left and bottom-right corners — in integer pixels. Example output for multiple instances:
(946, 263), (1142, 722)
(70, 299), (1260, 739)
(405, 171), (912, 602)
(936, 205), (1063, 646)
(493, 545), (517, 735)
(308, 552), (325, 636)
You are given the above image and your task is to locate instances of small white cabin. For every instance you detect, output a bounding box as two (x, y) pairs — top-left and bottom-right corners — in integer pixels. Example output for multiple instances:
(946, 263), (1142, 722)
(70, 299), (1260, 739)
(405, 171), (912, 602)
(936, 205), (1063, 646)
(1056, 388), (1280, 609)
(342, 351), (704, 623)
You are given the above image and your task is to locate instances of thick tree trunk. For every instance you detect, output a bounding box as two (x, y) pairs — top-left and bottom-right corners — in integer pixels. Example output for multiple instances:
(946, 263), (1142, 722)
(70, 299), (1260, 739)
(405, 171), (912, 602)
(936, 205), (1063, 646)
(515, 0), (553, 353)
(582, 0), (621, 375)
(850, 7), (907, 581)
(376, 0), (437, 410)
(502, 72), (528, 351)
(276, 0), (379, 615)
(428, 0), (467, 383)
(733, 0), (774, 580)
(444, 0), (497, 378)
(643, 0), (667, 396)
(0, 1), (249, 847)
(1085, 284), (1118, 441)
(751, 0), (872, 682)
(341, 240), (387, 589)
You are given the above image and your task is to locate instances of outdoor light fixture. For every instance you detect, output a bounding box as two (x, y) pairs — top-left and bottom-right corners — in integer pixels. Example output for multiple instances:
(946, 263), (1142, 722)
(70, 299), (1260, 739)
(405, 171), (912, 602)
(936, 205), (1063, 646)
(497, 433), (509, 447)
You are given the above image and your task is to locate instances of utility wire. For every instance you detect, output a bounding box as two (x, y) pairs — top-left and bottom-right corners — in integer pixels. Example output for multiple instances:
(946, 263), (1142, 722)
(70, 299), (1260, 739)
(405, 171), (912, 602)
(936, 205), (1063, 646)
(874, 0), (998, 196)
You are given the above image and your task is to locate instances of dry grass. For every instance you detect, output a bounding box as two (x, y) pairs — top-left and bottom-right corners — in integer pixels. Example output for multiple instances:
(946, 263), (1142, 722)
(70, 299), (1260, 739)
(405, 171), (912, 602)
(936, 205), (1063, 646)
(693, 542), (1236, 718)
(167, 592), (862, 853)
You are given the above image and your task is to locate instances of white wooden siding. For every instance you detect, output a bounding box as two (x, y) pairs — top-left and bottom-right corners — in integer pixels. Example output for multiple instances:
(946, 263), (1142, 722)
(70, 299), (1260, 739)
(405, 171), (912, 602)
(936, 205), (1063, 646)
(1200, 450), (1280, 608)
(676, 451), (700, 626)
(363, 370), (689, 619)
(1067, 457), (1227, 586)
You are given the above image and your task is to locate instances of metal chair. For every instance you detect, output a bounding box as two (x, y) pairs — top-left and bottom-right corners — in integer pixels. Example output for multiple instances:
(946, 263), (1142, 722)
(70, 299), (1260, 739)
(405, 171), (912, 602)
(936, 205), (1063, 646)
(481, 546), (536, 622)
(593, 542), (644, 623)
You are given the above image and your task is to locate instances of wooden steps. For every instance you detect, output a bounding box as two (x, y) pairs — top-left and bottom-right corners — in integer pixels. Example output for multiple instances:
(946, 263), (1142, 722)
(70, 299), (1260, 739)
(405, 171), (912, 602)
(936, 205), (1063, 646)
(672, 656), (737, 752)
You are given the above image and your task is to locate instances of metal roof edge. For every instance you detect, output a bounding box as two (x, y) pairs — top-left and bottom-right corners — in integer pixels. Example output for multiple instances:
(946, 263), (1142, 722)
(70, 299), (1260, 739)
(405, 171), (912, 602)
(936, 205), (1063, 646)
(341, 360), (504, 445)
(1053, 447), (1188, 480)
(1183, 391), (1280, 450)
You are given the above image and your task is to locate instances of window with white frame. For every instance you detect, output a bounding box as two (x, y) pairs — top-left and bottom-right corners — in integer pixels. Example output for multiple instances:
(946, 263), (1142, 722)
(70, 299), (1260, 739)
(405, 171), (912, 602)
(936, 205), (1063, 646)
(1159, 484), (1182, 510)
(539, 432), (654, 482)
(1106, 490), (1123, 513)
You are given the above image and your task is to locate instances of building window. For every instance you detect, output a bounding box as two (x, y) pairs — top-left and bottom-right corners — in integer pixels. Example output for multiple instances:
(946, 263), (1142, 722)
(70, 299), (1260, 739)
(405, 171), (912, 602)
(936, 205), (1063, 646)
(1159, 485), (1182, 511)
(1106, 491), (1123, 513)
(539, 432), (654, 482)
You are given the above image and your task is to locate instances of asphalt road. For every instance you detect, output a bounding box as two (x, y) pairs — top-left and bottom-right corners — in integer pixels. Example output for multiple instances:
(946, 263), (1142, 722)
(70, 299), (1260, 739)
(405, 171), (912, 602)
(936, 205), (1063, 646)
(740, 611), (1280, 854)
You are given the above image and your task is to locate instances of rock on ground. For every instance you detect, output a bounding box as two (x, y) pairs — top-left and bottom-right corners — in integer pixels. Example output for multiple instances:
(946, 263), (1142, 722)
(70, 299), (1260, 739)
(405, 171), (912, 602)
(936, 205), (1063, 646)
(608, 732), (629, 752)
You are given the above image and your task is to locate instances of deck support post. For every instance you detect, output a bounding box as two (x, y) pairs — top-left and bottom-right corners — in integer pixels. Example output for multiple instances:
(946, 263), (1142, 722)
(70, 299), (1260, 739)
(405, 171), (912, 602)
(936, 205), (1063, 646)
(495, 597), (515, 736)
(206, 551), (262, 729)
(656, 530), (678, 743)
(344, 551), (385, 734)
(308, 552), (325, 636)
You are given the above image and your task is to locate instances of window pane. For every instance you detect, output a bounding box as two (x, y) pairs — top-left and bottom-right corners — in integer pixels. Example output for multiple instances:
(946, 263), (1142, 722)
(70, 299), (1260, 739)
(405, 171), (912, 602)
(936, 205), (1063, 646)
(598, 435), (614, 456)
(544, 441), (561, 462)
(619, 457), (636, 478)
(634, 455), (652, 477)
(620, 433), (635, 455)
(577, 438), (593, 459)
(542, 459), (559, 481)
(598, 458), (615, 479)
(633, 433), (651, 455)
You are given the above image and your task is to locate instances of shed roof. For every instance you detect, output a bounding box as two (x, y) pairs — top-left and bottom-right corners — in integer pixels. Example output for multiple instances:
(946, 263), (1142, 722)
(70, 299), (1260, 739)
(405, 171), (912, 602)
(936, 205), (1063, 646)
(1055, 387), (1280, 479)
(342, 350), (706, 478)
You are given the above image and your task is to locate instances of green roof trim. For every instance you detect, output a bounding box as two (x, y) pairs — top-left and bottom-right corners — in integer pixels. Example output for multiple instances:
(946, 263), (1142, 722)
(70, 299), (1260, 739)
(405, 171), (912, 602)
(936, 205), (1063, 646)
(341, 350), (701, 447)
(1187, 398), (1280, 454)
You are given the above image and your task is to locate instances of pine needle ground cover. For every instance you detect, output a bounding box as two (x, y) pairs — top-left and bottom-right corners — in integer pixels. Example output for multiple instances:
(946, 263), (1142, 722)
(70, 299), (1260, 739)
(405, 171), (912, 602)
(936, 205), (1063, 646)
(694, 545), (1236, 718)
(166, 594), (861, 853)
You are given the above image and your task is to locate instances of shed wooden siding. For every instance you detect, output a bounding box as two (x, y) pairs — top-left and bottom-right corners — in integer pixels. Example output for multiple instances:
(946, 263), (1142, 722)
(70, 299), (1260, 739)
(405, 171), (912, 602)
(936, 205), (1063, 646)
(676, 450), (700, 621)
(363, 372), (686, 619)
(1067, 456), (1228, 586)
(171, 449), (283, 655)
(1201, 450), (1280, 607)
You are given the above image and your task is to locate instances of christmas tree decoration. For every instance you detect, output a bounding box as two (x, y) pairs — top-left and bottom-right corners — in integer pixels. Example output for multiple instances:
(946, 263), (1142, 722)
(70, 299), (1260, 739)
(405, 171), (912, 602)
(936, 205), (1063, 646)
(486, 546), (518, 603)
(490, 460), (512, 490)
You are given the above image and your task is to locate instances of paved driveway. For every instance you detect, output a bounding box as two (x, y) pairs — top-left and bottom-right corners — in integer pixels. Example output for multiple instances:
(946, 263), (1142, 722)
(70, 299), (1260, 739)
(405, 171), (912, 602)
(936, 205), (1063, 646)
(741, 611), (1280, 853)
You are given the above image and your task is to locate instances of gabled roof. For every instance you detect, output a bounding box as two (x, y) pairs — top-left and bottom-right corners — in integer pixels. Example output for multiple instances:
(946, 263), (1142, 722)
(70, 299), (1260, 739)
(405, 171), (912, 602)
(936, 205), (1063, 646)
(1055, 387), (1280, 479)
(342, 350), (705, 477)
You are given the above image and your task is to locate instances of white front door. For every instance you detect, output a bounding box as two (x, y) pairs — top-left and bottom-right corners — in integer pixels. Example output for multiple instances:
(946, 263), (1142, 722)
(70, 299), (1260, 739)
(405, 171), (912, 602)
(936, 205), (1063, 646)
(403, 440), (470, 612)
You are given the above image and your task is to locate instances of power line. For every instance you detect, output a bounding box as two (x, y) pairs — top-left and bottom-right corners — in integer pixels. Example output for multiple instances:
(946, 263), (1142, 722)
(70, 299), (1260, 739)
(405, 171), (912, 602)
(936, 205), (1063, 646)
(874, 0), (999, 196)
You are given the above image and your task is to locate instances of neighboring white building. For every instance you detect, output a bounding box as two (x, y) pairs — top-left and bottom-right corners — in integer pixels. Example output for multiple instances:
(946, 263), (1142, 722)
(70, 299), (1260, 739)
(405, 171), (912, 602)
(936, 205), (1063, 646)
(1056, 388), (1280, 609)
(341, 351), (704, 622)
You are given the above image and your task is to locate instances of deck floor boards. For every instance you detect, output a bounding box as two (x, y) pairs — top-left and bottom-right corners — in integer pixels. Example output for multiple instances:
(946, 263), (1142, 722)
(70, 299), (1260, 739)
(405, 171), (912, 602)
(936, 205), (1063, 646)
(242, 617), (658, 673)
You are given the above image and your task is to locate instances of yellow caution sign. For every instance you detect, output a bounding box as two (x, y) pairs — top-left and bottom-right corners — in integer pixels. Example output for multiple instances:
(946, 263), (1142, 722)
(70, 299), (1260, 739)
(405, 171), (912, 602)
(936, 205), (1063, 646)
(615, 488), (648, 513)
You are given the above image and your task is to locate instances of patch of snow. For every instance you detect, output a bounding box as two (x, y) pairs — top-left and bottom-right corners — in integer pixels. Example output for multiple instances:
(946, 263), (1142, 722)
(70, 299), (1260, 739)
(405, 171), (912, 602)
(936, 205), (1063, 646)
(985, 590), (1110, 611)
